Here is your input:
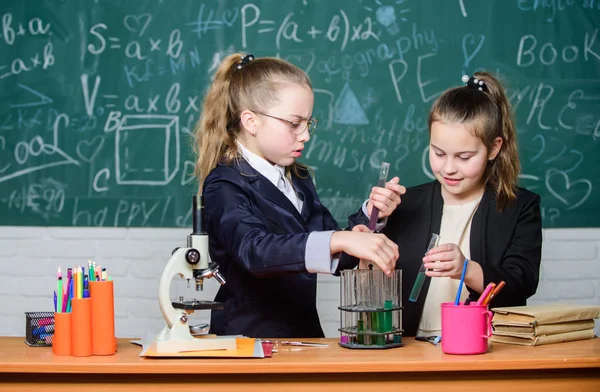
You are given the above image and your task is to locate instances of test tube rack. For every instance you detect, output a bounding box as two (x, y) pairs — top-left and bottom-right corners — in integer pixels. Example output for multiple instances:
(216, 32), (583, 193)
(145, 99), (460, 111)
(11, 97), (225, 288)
(338, 269), (403, 349)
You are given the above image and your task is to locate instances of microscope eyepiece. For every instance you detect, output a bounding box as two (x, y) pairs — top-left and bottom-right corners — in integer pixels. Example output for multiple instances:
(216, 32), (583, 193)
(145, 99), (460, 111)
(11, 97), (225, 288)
(192, 195), (206, 234)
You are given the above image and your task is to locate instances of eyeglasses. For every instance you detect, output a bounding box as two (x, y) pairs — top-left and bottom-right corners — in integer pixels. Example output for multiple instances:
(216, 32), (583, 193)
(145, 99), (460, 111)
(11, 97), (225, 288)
(256, 112), (318, 135)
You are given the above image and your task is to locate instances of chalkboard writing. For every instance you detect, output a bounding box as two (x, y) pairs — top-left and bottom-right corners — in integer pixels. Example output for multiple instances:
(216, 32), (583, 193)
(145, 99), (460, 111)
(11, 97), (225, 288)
(0, 0), (599, 227)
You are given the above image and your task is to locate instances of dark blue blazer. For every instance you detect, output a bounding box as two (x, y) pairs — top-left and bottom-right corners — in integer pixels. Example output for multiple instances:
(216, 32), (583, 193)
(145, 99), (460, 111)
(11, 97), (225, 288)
(203, 158), (343, 338)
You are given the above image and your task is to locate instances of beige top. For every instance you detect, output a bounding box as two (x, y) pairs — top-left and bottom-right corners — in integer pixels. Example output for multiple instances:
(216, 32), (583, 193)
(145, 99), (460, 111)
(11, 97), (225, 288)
(416, 197), (482, 336)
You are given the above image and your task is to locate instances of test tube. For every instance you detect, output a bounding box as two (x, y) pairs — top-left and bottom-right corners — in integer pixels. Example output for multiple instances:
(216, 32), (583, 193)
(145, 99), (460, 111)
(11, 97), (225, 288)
(393, 269), (403, 343)
(382, 270), (393, 333)
(368, 162), (391, 231)
(340, 271), (350, 337)
(371, 270), (390, 346)
(408, 233), (440, 302)
(357, 270), (369, 345)
(366, 162), (391, 271)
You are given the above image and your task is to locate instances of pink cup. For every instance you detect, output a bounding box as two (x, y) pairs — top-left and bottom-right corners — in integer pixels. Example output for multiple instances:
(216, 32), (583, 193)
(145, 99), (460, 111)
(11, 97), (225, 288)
(441, 302), (492, 355)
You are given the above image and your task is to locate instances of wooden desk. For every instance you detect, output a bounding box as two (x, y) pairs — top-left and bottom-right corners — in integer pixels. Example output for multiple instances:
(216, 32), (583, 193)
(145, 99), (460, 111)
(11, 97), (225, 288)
(1, 337), (599, 391)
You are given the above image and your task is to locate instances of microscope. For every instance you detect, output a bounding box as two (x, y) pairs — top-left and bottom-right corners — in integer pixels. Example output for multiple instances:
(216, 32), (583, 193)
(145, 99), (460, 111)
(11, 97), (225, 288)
(151, 195), (237, 353)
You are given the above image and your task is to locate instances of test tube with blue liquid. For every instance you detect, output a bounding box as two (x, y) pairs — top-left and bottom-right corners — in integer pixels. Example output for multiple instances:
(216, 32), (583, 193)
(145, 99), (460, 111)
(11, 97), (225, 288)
(408, 233), (440, 302)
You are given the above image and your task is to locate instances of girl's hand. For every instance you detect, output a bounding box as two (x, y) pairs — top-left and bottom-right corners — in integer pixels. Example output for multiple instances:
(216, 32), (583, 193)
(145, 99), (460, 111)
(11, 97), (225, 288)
(351, 224), (371, 233)
(332, 229), (398, 276)
(367, 177), (406, 219)
(422, 243), (467, 279)
(352, 225), (374, 270)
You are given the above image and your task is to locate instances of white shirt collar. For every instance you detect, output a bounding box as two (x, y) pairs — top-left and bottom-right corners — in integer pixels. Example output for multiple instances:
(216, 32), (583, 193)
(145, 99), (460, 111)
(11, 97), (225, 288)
(236, 140), (286, 187)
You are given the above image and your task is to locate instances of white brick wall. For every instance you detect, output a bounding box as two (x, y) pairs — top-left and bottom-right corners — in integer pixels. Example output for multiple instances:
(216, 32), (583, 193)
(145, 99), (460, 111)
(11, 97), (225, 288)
(0, 227), (598, 338)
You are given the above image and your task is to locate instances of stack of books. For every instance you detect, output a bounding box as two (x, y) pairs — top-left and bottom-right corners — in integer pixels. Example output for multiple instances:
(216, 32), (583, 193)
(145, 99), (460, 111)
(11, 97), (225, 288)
(490, 303), (599, 346)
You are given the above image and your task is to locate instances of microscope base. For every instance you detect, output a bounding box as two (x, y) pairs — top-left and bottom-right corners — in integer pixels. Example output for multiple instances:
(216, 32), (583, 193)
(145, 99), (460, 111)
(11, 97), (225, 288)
(150, 336), (237, 354)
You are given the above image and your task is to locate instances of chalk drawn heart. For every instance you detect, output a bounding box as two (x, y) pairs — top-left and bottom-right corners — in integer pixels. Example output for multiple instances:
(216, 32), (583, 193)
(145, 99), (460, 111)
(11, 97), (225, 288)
(76, 136), (105, 163)
(124, 13), (152, 37)
(462, 34), (485, 68)
(285, 52), (316, 74)
(222, 9), (239, 27)
(545, 168), (592, 211)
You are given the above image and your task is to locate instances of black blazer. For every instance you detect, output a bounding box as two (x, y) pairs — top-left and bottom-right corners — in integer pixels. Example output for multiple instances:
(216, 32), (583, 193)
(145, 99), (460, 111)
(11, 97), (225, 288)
(203, 159), (343, 338)
(345, 181), (542, 336)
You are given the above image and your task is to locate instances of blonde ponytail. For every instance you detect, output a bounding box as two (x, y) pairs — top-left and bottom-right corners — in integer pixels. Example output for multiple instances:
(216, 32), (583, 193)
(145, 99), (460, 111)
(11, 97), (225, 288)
(473, 71), (520, 210)
(194, 54), (241, 193)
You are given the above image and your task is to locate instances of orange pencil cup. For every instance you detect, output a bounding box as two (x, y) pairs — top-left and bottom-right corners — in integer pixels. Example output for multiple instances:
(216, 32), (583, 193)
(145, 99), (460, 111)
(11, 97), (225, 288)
(90, 280), (116, 355)
(71, 298), (93, 357)
(52, 312), (72, 356)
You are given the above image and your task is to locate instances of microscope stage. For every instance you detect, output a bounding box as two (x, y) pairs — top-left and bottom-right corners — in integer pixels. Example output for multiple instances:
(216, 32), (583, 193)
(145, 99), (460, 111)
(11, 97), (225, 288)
(171, 300), (224, 310)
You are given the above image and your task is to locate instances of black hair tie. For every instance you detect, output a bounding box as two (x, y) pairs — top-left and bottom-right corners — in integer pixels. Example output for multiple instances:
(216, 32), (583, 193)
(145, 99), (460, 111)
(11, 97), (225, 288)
(236, 54), (255, 70)
(462, 75), (487, 92)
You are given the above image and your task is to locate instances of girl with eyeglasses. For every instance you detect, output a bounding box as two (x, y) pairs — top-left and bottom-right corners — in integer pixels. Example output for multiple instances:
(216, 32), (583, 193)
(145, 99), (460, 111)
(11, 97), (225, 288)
(194, 53), (406, 338)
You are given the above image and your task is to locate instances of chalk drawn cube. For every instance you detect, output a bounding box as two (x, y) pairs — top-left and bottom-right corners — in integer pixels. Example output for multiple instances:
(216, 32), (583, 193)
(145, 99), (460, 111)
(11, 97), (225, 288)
(116, 115), (180, 185)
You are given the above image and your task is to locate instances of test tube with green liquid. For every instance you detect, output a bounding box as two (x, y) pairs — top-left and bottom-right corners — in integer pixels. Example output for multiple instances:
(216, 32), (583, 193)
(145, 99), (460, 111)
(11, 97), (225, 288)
(373, 311), (385, 346)
(383, 298), (393, 331)
(373, 300), (393, 346)
(372, 270), (388, 346)
(408, 233), (440, 302)
(357, 318), (365, 345)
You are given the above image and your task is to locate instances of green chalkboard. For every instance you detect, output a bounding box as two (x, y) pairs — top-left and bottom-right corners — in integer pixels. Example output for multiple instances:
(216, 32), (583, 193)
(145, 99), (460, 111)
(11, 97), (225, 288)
(0, 0), (599, 228)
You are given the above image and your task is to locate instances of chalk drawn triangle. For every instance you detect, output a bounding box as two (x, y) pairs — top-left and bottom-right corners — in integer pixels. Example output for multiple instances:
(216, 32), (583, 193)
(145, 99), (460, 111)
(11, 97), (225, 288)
(333, 83), (369, 125)
(9, 83), (53, 108)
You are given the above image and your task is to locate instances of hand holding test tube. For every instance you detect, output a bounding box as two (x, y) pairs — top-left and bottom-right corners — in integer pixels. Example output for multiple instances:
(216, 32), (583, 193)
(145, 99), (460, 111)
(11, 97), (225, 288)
(368, 162), (391, 231)
(409, 233), (440, 302)
(364, 162), (390, 269)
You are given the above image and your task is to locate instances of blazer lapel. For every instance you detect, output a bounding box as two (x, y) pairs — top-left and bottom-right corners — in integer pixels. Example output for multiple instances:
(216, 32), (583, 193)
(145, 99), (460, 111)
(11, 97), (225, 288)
(292, 176), (312, 222)
(471, 188), (494, 265)
(233, 159), (305, 223)
(431, 181), (444, 234)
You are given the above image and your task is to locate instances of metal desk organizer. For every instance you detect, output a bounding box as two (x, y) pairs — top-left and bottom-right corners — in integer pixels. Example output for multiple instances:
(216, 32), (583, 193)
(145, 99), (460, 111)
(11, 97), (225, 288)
(339, 269), (403, 349)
